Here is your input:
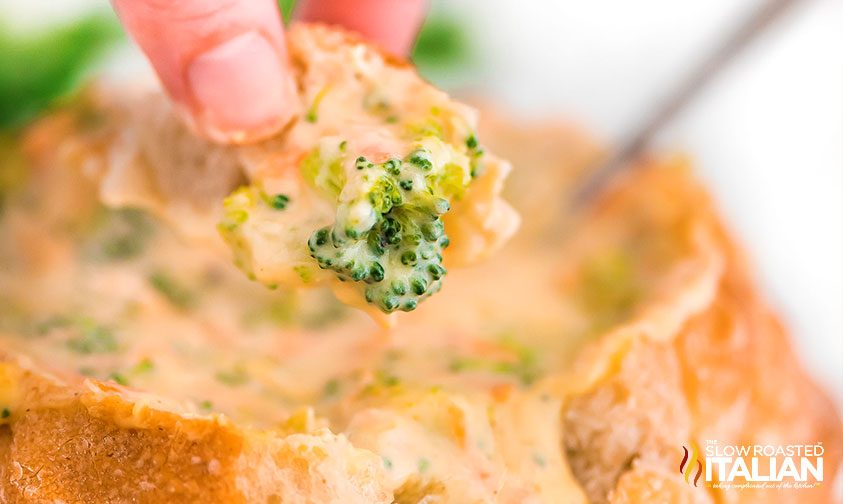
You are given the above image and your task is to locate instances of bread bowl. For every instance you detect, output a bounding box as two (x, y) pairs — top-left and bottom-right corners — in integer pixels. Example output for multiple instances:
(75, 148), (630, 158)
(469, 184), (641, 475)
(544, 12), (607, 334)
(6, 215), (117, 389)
(0, 22), (839, 504)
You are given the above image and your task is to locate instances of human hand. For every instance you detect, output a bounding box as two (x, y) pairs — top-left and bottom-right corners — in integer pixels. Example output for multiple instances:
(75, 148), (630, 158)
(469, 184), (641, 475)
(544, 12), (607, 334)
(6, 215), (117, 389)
(112, 0), (427, 144)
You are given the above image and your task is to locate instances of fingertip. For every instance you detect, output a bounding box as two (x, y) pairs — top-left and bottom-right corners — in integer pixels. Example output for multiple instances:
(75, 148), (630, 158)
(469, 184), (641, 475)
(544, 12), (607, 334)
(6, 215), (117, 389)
(295, 0), (428, 56)
(186, 31), (298, 143)
(113, 0), (297, 143)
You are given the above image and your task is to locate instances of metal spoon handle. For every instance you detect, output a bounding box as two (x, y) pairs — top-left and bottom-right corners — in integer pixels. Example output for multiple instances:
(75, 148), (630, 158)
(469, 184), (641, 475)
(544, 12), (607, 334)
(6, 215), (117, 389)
(572, 0), (806, 206)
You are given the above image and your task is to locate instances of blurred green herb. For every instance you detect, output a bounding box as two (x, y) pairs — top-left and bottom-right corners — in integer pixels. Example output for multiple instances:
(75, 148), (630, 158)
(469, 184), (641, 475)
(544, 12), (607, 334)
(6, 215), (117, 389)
(148, 271), (196, 310)
(579, 249), (640, 331)
(322, 378), (340, 398)
(417, 457), (431, 473)
(132, 357), (155, 374)
(448, 333), (541, 385)
(64, 317), (119, 354)
(216, 365), (250, 386)
(412, 11), (471, 80)
(301, 299), (347, 329)
(0, 14), (121, 131)
(85, 207), (155, 262)
(242, 296), (296, 328)
(108, 371), (129, 385)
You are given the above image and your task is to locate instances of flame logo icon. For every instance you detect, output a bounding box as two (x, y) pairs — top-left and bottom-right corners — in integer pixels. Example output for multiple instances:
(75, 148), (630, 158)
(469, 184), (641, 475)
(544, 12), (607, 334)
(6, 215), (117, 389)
(680, 441), (703, 487)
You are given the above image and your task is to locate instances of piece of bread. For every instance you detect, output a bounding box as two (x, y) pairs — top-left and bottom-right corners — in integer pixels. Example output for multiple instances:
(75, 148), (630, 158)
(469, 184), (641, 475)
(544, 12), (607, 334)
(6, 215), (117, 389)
(0, 23), (840, 504)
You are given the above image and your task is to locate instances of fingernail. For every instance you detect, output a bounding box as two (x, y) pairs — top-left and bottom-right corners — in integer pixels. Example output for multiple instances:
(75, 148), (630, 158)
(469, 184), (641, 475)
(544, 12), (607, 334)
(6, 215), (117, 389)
(187, 31), (296, 143)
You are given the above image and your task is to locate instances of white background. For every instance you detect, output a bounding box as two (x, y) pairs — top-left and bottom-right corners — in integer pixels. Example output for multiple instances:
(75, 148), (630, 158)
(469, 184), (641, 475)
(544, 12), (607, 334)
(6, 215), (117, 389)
(2, 0), (841, 404)
(450, 0), (843, 405)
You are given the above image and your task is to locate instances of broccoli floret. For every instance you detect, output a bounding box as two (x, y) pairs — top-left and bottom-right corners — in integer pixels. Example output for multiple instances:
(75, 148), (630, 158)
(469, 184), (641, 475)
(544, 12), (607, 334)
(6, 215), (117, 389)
(218, 185), (296, 279)
(217, 133), (479, 314)
(305, 139), (470, 313)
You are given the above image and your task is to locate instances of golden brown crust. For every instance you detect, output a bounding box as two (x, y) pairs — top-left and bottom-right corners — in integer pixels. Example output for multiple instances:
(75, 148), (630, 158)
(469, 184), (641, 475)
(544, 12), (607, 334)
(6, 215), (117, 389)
(0, 358), (390, 503)
(561, 164), (843, 504)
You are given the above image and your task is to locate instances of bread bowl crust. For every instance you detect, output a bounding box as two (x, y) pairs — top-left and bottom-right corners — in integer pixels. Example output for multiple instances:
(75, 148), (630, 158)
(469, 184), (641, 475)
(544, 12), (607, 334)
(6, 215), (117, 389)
(0, 354), (391, 503)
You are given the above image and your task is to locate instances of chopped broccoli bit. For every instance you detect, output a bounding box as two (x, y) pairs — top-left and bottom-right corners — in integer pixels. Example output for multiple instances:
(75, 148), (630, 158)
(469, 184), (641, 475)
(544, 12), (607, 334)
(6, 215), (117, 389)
(579, 249), (640, 329)
(1, 408), (10, 419)
(306, 142), (471, 313)
(300, 295), (349, 329)
(35, 314), (72, 335)
(217, 185), (301, 277)
(418, 458), (431, 473)
(86, 208), (155, 262)
(322, 378), (340, 398)
(294, 265), (315, 284)
(65, 318), (119, 354)
(108, 372), (128, 385)
(242, 296), (296, 328)
(465, 134), (478, 150)
(301, 143), (345, 198)
(133, 358), (155, 374)
(376, 370), (401, 387)
(305, 86), (330, 123)
(269, 193), (290, 210)
(148, 271), (195, 310)
(215, 365), (250, 386)
(448, 334), (540, 385)
(199, 400), (214, 411)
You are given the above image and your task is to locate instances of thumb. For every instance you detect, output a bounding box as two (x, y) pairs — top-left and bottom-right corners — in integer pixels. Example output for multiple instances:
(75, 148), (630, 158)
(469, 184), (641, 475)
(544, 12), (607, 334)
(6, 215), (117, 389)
(112, 0), (298, 143)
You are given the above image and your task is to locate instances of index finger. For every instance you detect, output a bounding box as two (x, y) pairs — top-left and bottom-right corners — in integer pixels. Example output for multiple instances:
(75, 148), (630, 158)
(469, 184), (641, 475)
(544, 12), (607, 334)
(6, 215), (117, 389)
(112, 0), (298, 143)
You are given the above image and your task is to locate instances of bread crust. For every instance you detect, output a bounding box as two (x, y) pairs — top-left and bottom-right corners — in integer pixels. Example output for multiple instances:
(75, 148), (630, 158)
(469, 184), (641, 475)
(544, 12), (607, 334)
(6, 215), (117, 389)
(561, 164), (843, 503)
(0, 356), (390, 503)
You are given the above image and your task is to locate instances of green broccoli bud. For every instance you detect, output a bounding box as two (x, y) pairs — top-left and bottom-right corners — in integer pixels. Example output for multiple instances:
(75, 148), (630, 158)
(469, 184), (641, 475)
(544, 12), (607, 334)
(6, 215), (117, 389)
(306, 139), (471, 313)
(269, 194), (290, 210)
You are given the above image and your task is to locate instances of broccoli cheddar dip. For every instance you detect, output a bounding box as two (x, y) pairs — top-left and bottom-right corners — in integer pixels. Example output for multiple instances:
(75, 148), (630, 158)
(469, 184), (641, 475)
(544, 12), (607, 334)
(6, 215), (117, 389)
(0, 23), (840, 504)
(87, 24), (518, 321)
(242, 25), (519, 315)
